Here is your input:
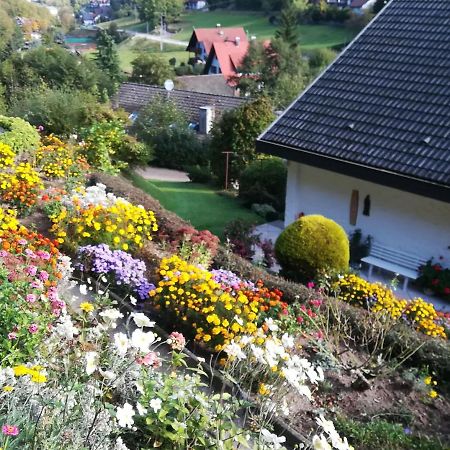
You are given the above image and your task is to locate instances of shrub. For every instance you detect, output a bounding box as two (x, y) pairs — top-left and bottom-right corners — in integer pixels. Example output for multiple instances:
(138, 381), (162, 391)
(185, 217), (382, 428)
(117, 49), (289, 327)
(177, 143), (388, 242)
(275, 215), (350, 281)
(224, 219), (260, 260)
(185, 164), (214, 184)
(251, 203), (278, 221)
(0, 115), (40, 154)
(349, 228), (372, 265)
(239, 158), (287, 212)
(417, 259), (450, 299)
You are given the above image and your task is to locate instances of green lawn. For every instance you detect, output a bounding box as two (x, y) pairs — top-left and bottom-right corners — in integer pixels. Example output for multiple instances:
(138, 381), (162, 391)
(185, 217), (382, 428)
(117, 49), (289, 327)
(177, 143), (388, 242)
(127, 173), (263, 239)
(102, 11), (356, 50)
(116, 38), (189, 73)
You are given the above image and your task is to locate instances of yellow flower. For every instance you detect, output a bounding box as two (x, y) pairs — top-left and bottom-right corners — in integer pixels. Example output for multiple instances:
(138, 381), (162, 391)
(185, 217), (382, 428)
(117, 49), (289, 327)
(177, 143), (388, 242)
(2, 385), (14, 392)
(429, 390), (438, 399)
(424, 376), (432, 385)
(80, 302), (95, 313)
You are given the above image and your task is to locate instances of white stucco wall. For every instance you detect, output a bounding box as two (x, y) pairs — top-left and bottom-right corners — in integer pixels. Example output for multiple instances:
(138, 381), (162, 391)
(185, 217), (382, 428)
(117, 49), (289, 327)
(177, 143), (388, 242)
(285, 162), (450, 264)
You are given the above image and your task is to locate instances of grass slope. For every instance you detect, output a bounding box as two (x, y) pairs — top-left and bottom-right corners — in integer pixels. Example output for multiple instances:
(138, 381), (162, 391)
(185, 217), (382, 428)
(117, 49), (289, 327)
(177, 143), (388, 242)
(128, 173), (263, 238)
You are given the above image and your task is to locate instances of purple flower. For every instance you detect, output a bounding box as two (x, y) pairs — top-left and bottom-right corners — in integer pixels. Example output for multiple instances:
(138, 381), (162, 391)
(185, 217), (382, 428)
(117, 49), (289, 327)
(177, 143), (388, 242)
(28, 324), (38, 334)
(26, 294), (37, 303)
(26, 265), (38, 276)
(39, 270), (49, 281)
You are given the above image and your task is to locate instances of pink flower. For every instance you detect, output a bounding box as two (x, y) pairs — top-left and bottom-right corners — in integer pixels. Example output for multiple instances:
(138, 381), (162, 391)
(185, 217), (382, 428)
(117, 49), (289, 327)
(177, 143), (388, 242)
(307, 282), (315, 289)
(2, 424), (19, 436)
(168, 332), (186, 351)
(27, 265), (38, 276)
(39, 270), (49, 281)
(18, 239), (27, 245)
(31, 280), (43, 289)
(25, 249), (37, 259)
(36, 250), (50, 260)
(0, 250), (8, 257)
(26, 294), (37, 303)
(7, 332), (17, 340)
(28, 324), (38, 334)
(136, 352), (161, 368)
(296, 316), (304, 324)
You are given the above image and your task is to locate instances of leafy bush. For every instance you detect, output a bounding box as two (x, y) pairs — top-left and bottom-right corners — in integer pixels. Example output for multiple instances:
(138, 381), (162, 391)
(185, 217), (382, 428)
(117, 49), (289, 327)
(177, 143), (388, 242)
(251, 203), (278, 221)
(349, 228), (372, 265)
(224, 219), (260, 260)
(185, 164), (214, 183)
(239, 158), (287, 212)
(0, 115), (40, 153)
(275, 215), (350, 281)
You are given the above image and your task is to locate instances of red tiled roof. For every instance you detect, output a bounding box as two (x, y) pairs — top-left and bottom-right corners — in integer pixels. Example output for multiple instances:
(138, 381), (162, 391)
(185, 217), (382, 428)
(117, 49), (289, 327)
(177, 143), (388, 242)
(191, 27), (248, 54)
(209, 40), (249, 82)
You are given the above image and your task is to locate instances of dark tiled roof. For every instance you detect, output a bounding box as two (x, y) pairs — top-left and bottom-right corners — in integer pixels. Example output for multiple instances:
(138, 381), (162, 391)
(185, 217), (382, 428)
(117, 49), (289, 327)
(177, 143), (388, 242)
(176, 74), (235, 96)
(117, 82), (248, 123)
(257, 0), (450, 201)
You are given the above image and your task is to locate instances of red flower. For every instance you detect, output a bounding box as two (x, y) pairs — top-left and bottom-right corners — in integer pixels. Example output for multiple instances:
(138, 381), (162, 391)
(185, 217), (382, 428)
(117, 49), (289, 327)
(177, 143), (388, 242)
(444, 287), (450, 295)
(433, 264), (442, 272)
(431, 279), (439, 286)
(296, 316), (304, 324)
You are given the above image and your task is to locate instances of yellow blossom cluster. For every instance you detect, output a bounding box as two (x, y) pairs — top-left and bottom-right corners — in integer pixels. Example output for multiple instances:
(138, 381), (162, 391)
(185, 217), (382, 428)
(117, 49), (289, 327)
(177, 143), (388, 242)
(13, 365), (47, 383)
(0, 143), (15, 169)
(337, 274), (406, 319)
(150, 255), (261, 351)
(404, 298), (446, 338)
(0, 207), (20, 231)
(49, 197), (158, 251)
(35, 134), (90, 180)
(336, 274), (446, 339)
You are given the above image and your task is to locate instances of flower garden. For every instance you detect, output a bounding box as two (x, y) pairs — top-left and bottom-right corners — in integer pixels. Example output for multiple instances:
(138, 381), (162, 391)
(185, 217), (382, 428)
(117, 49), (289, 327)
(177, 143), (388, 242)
(1, 125), (450, 450)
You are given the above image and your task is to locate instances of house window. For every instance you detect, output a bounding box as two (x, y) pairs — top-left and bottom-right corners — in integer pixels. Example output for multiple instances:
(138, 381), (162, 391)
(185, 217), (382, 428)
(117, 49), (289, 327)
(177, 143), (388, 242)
(363, 195), (371, 216)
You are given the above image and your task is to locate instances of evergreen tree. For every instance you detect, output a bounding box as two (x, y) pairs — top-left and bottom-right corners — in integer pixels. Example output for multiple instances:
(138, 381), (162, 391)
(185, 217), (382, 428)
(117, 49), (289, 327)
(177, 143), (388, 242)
(275, 4), (300, 48)
(95, 30), (121, 92)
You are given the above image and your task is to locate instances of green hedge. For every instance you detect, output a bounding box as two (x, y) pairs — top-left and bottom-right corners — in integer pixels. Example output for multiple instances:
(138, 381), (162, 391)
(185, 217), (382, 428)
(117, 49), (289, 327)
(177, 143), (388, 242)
(0, 115), (40, 153)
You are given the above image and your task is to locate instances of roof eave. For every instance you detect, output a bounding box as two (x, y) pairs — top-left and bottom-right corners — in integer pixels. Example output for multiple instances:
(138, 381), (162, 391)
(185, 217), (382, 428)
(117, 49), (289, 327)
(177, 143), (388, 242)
(256, 139), (450, 204)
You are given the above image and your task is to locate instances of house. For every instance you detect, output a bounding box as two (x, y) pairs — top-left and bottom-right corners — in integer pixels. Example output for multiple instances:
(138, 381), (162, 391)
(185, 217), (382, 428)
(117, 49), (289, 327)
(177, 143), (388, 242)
(116, 82), (248, 134)
(349, 0), (377, 13)
(186, 26), (248, 62)
(256, 0), (450, 265)
(203, 39), (250, 80)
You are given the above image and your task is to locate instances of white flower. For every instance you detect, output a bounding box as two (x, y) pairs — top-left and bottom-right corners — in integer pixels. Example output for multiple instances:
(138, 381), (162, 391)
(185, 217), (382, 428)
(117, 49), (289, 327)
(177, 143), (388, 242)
(149, 398), (162, 413)
(240, 335), (254, 346)
(261, 429), (286, 449)
(136, 402), (148, 415)
(129, 295), (137, 306)
(131, 313), (155, 328)
(85, 351), (98, 375)
(99, 369), (116, 381)
(114, 333), (129, 356)
(101, 276), (108, 283)
(115, 437), (130, 450)
(54, 314), (79, 340)
(234, 316), (244, 326)
(131, 329), (156, 353)
(116, 402), (135, 428)
(250, 345), (266, 364)
(99, 309), (124, 321)
(264, 317), (279, 332)
(79, 284), (88, 295)
(223, 340), (246, 360)
(281, 333), (295, 349)
(312, 434), (332, 450)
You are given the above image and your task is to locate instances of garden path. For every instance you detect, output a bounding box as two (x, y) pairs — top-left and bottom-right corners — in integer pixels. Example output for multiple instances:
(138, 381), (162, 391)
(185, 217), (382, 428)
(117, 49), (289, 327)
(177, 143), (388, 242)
(134, 166), (190, 182)
(128, 32), (188, 47)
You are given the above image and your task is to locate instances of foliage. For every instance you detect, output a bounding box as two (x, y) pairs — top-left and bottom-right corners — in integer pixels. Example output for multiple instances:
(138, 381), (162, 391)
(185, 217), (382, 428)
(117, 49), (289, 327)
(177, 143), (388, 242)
(275, 215), (350, 282)
(335, 417), (447, 450)
(76, 244), (155, 301)
(275, 4), (300, 48)
(49, 183), (158, 253)
(129, 53), (174, 85)
(335, 274), (447, 339)
(35, 134), (90, 182)
(239, 158), (287, 212)
(185, 164), (214, 184)
(231, 38), (309, 108)
(0, 115), (40, 154)
(95, 29), (122, 93)
(417, 259), (450, 299)
(308, 47), (337, 75)
(224, 219), (260, 260)
(0, 45), (110, 99)
(210, 97), (275, 183)
(9, 87), (105, 136)
(0, 227), (63, 365)
(169, 226), (220, 268)
(135, 0), (184, 30)
(80, 119), (150, 174)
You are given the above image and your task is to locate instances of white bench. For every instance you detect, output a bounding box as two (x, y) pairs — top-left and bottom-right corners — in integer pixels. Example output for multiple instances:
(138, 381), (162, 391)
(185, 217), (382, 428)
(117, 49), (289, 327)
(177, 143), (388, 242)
(361, 243), (427, 291)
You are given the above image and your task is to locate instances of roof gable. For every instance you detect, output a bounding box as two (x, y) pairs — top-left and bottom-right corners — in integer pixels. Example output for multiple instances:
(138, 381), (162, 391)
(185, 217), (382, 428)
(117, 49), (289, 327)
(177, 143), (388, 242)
(257, 0), (450, 202)
(205, 41), (250, 80)
(187, 27), (248, 54)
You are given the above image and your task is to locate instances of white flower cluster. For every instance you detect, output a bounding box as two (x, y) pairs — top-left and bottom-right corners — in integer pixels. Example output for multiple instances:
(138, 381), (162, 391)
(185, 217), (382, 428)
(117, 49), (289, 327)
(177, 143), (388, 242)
(63, 183), (120, 209)
(313, 415), (354, 450)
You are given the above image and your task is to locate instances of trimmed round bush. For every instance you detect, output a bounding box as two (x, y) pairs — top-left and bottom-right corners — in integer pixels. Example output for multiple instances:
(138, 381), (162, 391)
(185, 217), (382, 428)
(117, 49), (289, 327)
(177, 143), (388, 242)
(0, 116), (40, 153)
(275, 214), (349, 282)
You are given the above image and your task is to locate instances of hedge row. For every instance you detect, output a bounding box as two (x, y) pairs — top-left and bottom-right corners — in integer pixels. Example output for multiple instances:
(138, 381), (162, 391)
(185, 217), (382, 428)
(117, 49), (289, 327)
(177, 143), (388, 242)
(91, 172), (450, 385)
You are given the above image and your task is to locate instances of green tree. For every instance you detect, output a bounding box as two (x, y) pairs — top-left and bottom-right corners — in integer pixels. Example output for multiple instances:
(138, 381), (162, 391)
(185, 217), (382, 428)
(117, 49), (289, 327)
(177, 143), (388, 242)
(95, 29), (122, 93)
(130, 53), (173, 85)
(210, 96), (275, 182)
(135, 0), (183, 32)
(275, 5), (300, 48)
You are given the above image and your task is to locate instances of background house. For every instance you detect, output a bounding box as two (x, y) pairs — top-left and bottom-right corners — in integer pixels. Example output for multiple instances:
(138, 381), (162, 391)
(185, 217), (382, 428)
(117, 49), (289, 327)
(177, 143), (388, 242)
(117, 82), (248, 134)
(257, 0), (450, 264)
